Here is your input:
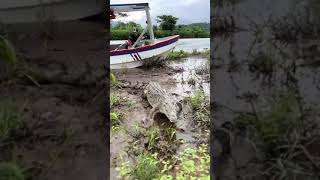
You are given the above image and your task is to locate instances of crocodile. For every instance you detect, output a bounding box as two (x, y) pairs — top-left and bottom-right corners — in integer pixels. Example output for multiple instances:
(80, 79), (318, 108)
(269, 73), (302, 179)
(143, 82), (184, 129)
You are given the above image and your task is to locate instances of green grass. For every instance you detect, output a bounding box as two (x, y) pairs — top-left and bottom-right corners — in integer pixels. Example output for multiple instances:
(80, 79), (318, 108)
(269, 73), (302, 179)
(184, 90), (205, 111)
(0, 162), (25, 180)
(167, 50), (189, 60)
(147, 127), (159, 150)
(0, 100), (23, 141)
(116, 153), (161, 180)
(116, 144), (210, 179)
(184, 90), (209, 128)
(167, 49), (210, 61)
(110, 111), (121, 126)
(175, 144), (210, 179)
(110, 72), (118, 88)
(110, 93), (120, 109)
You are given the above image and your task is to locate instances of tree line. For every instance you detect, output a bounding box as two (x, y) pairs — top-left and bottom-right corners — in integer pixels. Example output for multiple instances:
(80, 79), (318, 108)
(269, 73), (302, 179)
(111, 15), (210, 40)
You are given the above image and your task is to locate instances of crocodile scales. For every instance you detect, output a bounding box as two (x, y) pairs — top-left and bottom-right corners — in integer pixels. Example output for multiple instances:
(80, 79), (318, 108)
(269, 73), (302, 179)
(144, 82), (183, 128)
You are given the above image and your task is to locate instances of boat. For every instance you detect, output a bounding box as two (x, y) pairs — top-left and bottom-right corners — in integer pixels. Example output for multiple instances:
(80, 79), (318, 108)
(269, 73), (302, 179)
(110, 3), (179, 69)
(0, 0), (105, 24)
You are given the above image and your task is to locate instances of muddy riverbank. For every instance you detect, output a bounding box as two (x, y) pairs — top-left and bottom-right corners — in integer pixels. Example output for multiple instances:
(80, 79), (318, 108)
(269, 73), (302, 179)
(0, 20), (108, 180)
(110, 53), (210, 179)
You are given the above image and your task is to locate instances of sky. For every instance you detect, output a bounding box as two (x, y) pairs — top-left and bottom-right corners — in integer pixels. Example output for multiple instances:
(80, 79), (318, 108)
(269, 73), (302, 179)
(110, 0), (210, 25)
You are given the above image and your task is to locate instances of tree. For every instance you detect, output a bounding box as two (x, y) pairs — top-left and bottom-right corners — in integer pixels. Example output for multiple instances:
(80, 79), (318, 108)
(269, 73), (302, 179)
(156, 15), (178, 31)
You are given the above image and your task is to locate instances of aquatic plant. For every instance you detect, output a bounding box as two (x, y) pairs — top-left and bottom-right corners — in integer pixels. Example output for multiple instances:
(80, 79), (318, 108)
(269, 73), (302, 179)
(0, 162), (25, 180)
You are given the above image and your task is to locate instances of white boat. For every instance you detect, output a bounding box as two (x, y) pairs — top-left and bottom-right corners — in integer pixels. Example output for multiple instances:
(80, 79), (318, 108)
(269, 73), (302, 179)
(0, 0), (105, 24)
(110, 3), (179, 69)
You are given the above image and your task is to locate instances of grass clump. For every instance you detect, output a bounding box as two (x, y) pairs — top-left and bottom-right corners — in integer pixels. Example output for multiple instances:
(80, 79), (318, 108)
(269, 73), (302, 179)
(147, 127), (159, 150)
(110, 72), (118, 88)
(110, 93), (120, 109)
(110, 112), (121, 126)
(184, 90), (205, 111)
(0, 162), (25, 180)
(184, 90), (209, 128)
(0, 100), (23, 142)
(167, 50), (189, 60)
(116, 153), (162, 180)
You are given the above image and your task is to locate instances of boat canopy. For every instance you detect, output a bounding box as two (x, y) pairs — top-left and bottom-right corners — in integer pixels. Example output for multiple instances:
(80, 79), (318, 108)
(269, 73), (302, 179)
(110, 3), (149, 13)
(110, 2), (155, 45)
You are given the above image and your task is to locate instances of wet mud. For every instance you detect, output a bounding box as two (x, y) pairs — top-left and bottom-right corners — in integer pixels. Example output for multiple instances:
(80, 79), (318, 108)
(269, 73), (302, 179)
(110, 54), (210, 179)
(0, 20), (107, 180)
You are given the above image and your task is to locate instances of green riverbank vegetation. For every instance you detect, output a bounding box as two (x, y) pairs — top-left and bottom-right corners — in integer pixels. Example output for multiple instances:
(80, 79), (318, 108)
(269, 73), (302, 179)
(111, 15), (209, 40)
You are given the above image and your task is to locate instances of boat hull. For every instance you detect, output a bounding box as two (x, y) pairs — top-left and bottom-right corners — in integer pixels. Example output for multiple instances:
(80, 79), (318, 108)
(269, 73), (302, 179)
(0, 0), (105, 24)
(110, 35), (179, 69)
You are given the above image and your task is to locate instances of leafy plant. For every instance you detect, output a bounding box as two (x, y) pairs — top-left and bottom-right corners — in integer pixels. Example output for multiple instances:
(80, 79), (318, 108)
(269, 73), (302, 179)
(175, 144), (210, 179)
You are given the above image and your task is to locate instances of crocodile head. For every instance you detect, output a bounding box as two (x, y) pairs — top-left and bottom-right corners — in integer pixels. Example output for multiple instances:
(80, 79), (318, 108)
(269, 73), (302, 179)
(159, 103), (179, 123)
